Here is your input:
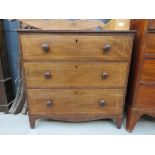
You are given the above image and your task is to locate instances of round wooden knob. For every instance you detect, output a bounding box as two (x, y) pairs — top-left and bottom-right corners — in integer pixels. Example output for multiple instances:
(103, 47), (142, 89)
(46, 100), (53, 107)
(103, 44), (111, 52)
(99, 99), (106, 107)
(41, 43), (49, 52)
(44, 72), (51, 79)
(101, 72), (109, 79)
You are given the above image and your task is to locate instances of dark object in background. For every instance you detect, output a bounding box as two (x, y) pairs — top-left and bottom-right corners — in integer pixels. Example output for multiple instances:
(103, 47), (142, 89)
(3, 19), (20, 95)
(0, 20), (14, 112)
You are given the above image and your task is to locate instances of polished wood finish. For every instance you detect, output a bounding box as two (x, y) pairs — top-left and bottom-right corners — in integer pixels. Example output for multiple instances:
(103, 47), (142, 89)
(126, 106), (142, 132)
(24, 62), (128, 88)
(28, 89), (123, 115)
(149, 20), (155, 30)
(29, 115), (124, 129)
(18, 29), (134, 128)
(135, 85), (155, 109)
(145, 34), (155, 51)
(144, 34), (155, 58)
(21, 34), (132, 61)
(140, 59), (155, 82)
(126, 19), (155, 132)
(17, 30), (136, 33)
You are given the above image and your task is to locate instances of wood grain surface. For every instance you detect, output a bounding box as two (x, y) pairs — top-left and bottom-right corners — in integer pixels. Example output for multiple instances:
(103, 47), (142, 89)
(27, 88), (123, 115)
(126, 19), (155, 132)
(144, 33), (155, 58)
(21, 34), (132, 61)
(140, 59), (155, 82)
(135, 85), (155, 109)
(18, 30), (134, 128)
(24, 62), (128, 88)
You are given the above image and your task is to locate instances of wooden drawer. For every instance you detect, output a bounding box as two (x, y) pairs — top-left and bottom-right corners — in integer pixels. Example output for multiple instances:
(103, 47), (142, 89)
(20, 34), (132, 61)
(24, 62), (128, 88)
(140, 59), (155, 82)
(27, 89), (123, 115)
(135, 85), (155, 110)
(144, 34), (155, 58)
(149, 20), (155, 30)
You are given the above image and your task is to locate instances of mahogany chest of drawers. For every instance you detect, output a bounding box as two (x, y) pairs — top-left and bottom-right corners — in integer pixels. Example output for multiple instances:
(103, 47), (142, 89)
(126, 20), (155, 132)
(18, 30), (134, 128)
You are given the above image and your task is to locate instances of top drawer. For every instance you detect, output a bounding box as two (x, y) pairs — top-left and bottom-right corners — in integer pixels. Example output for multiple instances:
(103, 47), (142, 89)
(20, 34), (132, 61)
(149, 20), (155, 30)
(144, 34), (155, 58)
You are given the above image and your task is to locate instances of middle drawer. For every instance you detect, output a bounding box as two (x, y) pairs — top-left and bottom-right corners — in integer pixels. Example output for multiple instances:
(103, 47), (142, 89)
(24, 62), (128, 88)
(140, 59), (155, 82)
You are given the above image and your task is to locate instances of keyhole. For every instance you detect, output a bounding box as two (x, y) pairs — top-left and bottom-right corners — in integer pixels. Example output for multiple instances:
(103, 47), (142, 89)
(75, 39), (78, 43)
(74, 91), (78, 95)
(75, 65), (78, 69)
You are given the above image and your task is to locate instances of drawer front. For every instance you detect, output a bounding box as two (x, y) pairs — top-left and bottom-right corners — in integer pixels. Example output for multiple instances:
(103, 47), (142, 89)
(21, 34), (132, 60)
(27, 89), (124, 115)
(24, 62), (128, 88)
(140, 59), (155, 82)
(135, 85), (155, 110)
(144, 34), (155, 58)
(149, 20), (155, 30)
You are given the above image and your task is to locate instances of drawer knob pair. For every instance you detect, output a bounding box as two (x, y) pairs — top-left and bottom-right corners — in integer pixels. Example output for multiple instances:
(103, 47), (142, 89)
(42, 43), (49, 52)
(44, 72), (51, 79)
(41, 43), (111, 53)
(103, 44), (111, 52)
(44, 72), (108, 79)
(99, 99), (106, 107)
(46, 100), (106, 108)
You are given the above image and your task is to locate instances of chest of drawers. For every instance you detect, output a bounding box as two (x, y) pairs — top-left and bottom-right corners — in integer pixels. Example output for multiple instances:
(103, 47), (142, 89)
(126, 20), (155, 132)
(18, 30), (134, 129)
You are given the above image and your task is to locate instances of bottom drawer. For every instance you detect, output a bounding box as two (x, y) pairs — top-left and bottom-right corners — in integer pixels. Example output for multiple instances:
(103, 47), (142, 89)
(135, 85), (155, 110)
(27, 89), (124, 116)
